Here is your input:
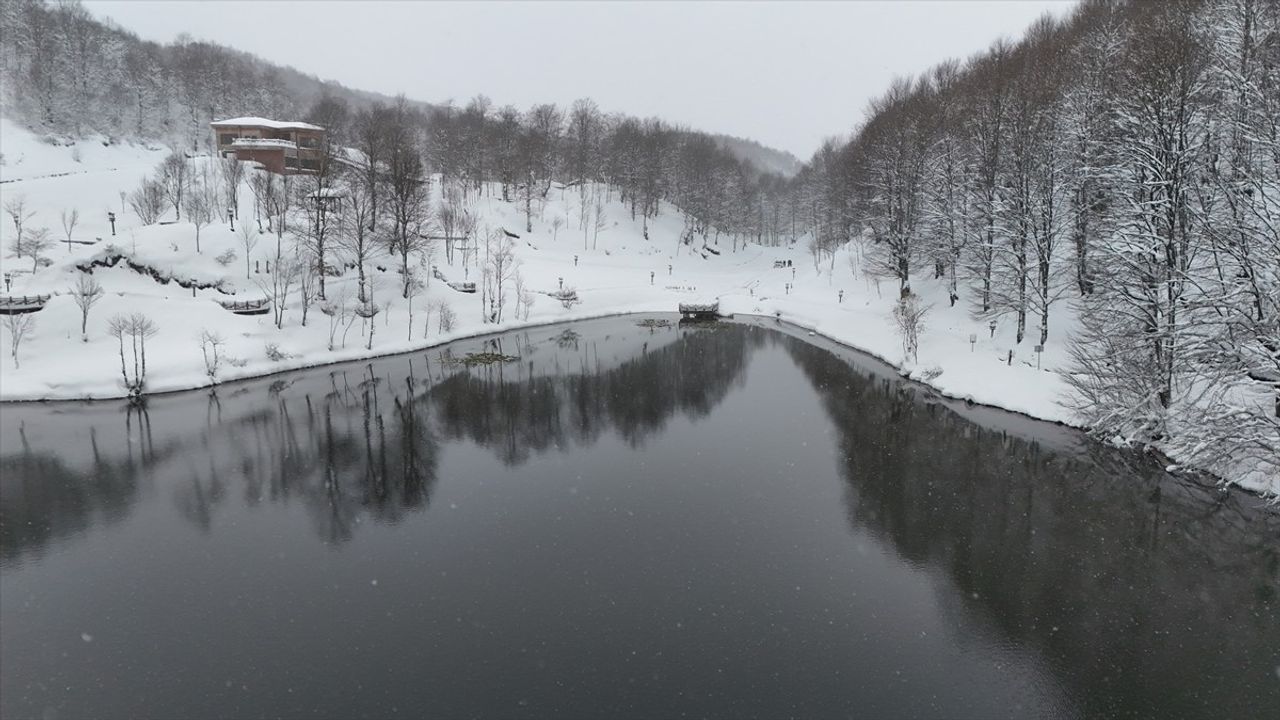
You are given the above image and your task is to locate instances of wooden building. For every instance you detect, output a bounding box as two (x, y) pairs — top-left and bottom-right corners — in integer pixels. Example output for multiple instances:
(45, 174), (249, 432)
(211, 117), (326, 175)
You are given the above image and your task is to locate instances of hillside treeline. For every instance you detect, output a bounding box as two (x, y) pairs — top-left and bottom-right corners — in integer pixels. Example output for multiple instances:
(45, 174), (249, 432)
(0, 1), (798, 246)
(790, 0), (1278, 479)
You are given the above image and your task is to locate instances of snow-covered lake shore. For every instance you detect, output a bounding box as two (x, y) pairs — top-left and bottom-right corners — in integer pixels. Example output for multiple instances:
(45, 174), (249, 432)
(1, 120), (1274, 498)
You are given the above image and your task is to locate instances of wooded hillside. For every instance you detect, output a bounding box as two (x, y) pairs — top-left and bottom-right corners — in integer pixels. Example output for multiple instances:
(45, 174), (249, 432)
(788, 0), (1278, 480)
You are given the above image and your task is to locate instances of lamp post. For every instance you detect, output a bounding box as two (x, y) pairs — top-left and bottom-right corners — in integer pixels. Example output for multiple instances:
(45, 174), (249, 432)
(228, 207), (235, 232)
(3, 273), (11, 292)
(988, 319), (997, 338)
(107, 211), (116, 236)
(1034, 344), (1044, 370)
(969, 333), (977, 352)
(838, 290), (844, 303)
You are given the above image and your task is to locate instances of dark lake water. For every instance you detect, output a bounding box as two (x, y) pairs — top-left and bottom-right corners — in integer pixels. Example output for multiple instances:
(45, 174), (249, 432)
(1, 317), (1277, 720)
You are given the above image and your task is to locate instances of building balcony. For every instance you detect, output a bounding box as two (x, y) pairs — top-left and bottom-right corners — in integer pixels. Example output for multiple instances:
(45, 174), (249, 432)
(230, 137), (298, 151)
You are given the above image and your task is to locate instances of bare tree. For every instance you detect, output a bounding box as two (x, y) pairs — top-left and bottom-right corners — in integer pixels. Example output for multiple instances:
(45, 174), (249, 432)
(159, 152), (188, 221)
(4, 196), (37, 257)
(892, 292), (930, 364)
(437, 181), (470, 265)
(247, 169), (273, 231)
(198, 329), (227, 383)
(514, 270), (535, 321)
(183, 176), (216, 253)
(25, 228), (53, 272)
(436, 300), (456, 333)
(129, 178), (166, 225)
(107, 312), (158, 396)
(592, 196), (608, 249)
(383, 97), (433, 298)
(256, 252), (299, 329)
(405, 271), (424, 341)
(262, 172), (291, 255)
(294, 182), (337, 300)
(2, 313), (35, 369)
(59, 208), (79, 252)
(456, 208), (477, 268)
(219, 155), (244, 220)
(319, 286), (351, 350)
(355, 299), (380, 350)
(481, 228), (518, 323)
(339, 179), (379, 301)
(69, 273), (104, 340)
(354, 104), (390, 229)
(296, 250), (318, 327)
(238, 222), (259, 279)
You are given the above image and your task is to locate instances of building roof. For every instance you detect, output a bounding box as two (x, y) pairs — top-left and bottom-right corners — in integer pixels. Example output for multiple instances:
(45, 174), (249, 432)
(211, 117), (324, 131)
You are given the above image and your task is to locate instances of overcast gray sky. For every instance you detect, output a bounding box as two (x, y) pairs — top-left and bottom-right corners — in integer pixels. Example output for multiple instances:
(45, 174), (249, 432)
(85, 0), (1074, 159)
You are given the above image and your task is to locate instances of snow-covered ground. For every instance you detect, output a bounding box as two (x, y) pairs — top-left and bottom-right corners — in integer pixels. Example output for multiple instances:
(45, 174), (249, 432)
(0, 120), (1274, 498)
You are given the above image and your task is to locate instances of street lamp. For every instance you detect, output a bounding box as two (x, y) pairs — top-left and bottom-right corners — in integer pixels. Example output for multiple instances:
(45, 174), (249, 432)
(107, 211), (116, 236)
(228, 208), (235, 232)
(988, 319), (997, 338)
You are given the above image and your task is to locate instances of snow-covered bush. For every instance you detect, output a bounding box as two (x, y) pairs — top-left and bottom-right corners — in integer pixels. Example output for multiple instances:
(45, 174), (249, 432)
(264, 343), (290, 362)
(437, 302), (456, 333)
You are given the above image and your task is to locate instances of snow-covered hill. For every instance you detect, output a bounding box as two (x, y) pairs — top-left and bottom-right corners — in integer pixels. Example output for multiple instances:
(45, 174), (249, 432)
(0, 120), (1274, 498)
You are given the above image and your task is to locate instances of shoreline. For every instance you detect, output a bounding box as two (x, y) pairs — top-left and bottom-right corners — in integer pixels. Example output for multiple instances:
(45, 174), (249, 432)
(3, 306), (1273, 504)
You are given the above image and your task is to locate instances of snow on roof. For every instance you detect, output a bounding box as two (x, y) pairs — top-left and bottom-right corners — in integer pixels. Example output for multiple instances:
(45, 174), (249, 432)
(211, 117), (324, 131)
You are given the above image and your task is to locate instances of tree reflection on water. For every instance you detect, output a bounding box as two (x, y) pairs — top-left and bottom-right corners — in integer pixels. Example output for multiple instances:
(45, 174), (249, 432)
(1, 320), (1276, 717)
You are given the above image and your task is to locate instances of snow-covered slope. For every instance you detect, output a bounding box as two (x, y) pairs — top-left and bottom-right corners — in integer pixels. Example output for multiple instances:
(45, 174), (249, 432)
(0, 120), (1274, 498)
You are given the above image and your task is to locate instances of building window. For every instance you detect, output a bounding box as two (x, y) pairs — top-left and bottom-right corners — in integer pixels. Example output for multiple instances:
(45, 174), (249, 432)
(300, 158), (319, 170)
(298, 137), (319, 149)
(219, 133), (237, 146)
(284, 156), (299, 168)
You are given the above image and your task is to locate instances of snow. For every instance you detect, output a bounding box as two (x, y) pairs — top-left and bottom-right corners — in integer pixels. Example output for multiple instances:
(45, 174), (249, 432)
(231, 137), (298, 150)
(210, 117), (324, 131)
(0, 120), (1275, 499)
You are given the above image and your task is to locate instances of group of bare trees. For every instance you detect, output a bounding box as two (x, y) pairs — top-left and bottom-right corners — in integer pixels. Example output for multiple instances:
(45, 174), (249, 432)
(4, 195), (53, 271)
(801, 0), (1278, 479)
(421, 95), (795, 248)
